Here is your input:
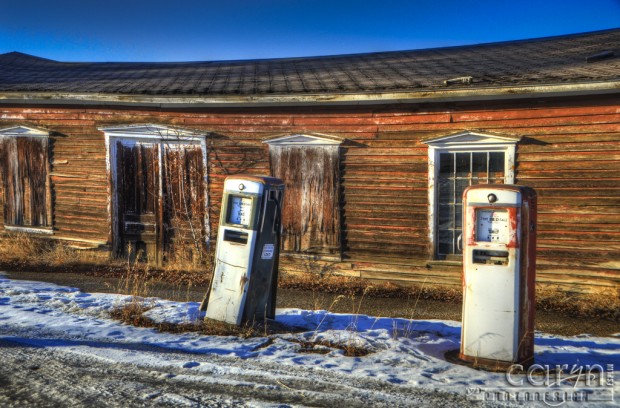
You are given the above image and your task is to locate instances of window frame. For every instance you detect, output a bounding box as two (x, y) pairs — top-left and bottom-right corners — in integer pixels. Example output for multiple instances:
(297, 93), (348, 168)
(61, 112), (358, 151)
(423, 131), (519, 260)
(0, 125), (53, 235)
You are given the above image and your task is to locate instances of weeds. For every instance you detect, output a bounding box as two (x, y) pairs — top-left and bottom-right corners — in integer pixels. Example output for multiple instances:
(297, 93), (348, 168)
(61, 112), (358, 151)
(0, 232), (107, 269)
(110, 301), (300, 338)
(536, 285), (620, 320)
(289, 338), (372, 357)
(1, 233), (618, 320)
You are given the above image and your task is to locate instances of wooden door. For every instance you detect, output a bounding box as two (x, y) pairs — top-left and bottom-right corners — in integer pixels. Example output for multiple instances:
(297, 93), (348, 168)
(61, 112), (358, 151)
(116, 141), (162, 265)
(161, 143), (206, 262)
(115, 140), (207, 265)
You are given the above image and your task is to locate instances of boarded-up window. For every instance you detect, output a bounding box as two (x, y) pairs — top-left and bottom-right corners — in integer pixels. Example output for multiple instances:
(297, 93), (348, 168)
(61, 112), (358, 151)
(0, 135), (50, 228)
(269, 145), (340, 254)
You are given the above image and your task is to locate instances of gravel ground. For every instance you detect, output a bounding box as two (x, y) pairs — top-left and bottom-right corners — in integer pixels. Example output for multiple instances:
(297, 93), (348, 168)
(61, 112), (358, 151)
(4, 271), (619, 337)
(0, 337), (493, 408)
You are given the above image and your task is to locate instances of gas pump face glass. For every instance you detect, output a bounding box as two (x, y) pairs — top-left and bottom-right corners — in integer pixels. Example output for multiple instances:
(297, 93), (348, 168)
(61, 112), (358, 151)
(227, 195), (253, 227)
(473, 209), (510, 266)
(476, 209), (509, 243)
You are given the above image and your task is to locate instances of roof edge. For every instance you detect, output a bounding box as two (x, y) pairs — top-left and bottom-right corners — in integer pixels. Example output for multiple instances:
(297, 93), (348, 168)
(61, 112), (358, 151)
(1, 81), (619, 108)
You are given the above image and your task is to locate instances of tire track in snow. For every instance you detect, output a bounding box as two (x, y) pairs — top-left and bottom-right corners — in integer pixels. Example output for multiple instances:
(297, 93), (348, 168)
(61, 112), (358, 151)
(0, 338), (504, 407)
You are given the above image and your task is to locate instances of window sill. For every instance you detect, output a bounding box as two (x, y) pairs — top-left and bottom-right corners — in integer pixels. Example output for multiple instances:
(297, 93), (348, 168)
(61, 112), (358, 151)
(4, 225), (53, 235)
(426, 260), (463, 268)
(280, 252), (342, 262)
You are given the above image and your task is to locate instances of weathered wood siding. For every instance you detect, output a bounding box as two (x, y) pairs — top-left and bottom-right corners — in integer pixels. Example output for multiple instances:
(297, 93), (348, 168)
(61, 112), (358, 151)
(0, 96), (618, 292)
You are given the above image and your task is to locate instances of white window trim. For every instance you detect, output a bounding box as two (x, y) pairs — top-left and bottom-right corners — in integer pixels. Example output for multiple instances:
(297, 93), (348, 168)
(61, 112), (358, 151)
(0, 126), (53, 233)
(423, 131), (519, 259)
(0, 126), (49, 138)
(4, 225), (53, 235)
(99, 124), (210, 253)
(263, 132), (343, 146)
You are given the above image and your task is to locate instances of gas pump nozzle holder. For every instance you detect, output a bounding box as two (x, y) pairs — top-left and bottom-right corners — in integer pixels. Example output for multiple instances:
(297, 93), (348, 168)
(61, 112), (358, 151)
(202, 175), (284, 326)
(460, 184), (537, 370)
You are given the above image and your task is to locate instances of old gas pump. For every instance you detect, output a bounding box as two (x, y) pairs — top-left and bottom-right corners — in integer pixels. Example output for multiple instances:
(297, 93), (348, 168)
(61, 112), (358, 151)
(460, 185), (537, 369)
(201, 175), (284, 326)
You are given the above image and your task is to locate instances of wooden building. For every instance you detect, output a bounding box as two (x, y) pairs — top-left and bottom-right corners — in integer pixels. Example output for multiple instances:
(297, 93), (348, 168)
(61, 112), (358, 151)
(0, 29), (618, 293)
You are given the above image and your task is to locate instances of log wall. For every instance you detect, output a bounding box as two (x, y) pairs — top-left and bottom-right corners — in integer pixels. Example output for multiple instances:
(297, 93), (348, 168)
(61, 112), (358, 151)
(0, 95), (618, 293)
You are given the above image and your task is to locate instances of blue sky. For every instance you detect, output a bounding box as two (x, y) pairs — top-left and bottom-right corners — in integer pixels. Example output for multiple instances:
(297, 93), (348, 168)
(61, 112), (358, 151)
(1, 0), (619, 62)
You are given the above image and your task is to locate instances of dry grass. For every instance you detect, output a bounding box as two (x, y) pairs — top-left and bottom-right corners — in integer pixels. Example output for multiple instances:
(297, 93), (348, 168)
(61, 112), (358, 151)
(0, 233), (109, 269)
(110, 297), (372, 356)
(0, 233), (215, 286)
(280, 269), (462, 303)
(109, 300), (299, 338)
(289, 338), (372, 357)
(536, 285), (620, 320)
(281, 261), (619, 320)
(1, 233), (617, 320)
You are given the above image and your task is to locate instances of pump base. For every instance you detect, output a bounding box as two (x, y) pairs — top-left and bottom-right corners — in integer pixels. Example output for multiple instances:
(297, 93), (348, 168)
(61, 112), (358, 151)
(445, 349), (534, 372)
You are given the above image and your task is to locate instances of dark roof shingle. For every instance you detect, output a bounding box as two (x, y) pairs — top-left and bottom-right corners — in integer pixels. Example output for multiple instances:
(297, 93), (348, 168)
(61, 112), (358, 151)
(1, 29), (619, 97)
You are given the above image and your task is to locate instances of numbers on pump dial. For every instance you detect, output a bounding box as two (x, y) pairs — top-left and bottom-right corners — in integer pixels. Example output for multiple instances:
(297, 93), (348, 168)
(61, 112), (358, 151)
(229, 196), (252, 226)
(476, 209), (509, 243)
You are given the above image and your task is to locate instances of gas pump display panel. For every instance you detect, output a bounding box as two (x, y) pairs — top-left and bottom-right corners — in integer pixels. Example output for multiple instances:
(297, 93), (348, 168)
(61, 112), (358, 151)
(227, 195), (254, 227)
(476, 209), (509, 243)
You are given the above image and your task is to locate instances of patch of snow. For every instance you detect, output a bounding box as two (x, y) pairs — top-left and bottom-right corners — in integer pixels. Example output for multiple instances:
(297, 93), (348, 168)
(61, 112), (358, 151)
(0, 272), (617, 407)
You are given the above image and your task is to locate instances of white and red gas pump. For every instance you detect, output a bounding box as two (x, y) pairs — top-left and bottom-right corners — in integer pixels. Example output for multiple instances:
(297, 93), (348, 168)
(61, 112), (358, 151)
(460, 185), (537, 369)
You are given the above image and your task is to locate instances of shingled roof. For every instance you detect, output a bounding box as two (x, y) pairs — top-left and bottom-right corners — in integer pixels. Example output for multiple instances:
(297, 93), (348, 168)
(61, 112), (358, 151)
(0, 29), (619, 105)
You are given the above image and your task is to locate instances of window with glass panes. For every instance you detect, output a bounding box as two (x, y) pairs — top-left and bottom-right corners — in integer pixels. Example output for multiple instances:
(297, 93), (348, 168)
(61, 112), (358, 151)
(436, 151), (505, 259)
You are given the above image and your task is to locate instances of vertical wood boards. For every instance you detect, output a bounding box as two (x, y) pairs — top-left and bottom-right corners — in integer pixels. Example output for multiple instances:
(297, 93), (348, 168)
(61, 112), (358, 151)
(114, 140), (207, 264)
(0, 136), (49, 228)
(269, 145), (340, 254)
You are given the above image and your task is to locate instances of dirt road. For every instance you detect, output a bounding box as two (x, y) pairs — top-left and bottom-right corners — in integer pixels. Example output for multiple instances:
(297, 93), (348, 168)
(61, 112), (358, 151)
(0, 337), (485, 408)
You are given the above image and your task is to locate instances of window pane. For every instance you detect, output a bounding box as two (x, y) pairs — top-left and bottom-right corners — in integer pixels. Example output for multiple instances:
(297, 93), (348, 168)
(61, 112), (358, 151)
(489, 152), (505, 181)
(438, 204), (454, 229)
(438, 153), (454, 175)
(455, 152), (470, 177)
(435, 149), (507, 258)
(437, 229), (453, 258)
(455, 204), (463, 230)
(472, 152), (487, 182)
(438, 178), (454, 204)
(455, 178), (469, 202)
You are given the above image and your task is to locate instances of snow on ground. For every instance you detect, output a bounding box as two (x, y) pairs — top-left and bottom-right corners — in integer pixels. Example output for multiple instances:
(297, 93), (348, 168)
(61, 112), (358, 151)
(0, 272), (618, 407)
